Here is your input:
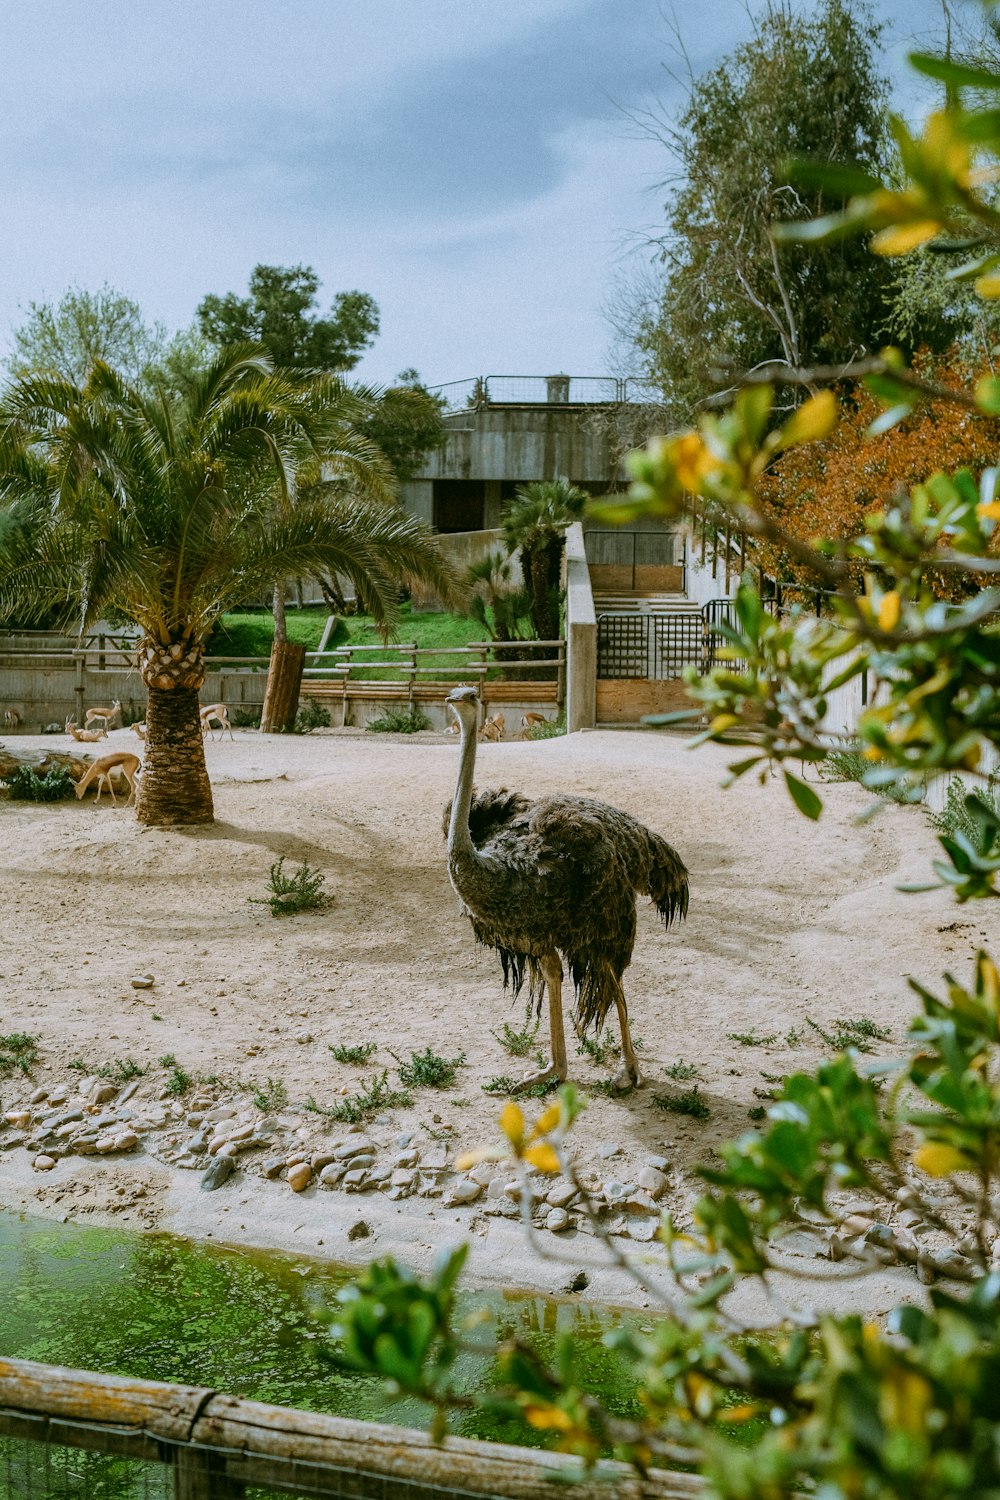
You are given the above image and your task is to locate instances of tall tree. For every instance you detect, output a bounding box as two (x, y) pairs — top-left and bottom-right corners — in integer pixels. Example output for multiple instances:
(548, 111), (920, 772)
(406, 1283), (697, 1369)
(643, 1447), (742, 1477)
(0, 348), (461, 825)
(196, 265), (379, 373)
(361, 369), (446, 482)
(635, 0), (897, 417)
(501, 479), (587, 643)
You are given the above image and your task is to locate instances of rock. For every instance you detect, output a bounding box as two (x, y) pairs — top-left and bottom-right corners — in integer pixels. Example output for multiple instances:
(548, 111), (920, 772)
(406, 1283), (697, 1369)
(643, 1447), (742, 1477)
(205, 1105), (237, 1124)
(130, 975), (155, 989)
(602, 1180), (631, 1204)
(827, 1232), (848, 1261)
(4, 1111), (30, 1128)
(334, 1136), (375, 1160)
(288, 1162), (313, 1193)
(627, 1217), (657, 1242)
(294, 1030), (313, 1044)
(486, 1177), (507, 1200)
(368, 1164), (393, 1185)
(33, 1155), (56, 1171)
(839, 1214), (873, 1238)
(29, 1088), (48, 1105)
(343, 1153), (375, 1172)
(184, 1134), (209, 1156)
(391, 1169), (415, 1189)
(96, 1131), (138, 1153)
(545, 1207), (571, 1233)
(394, 1147), (420, 1168)
(311, 1152), (338, 1172)
(262, 1155), (287, 1179)
(347, 1219), (371, 1241)
(637, 1166), (668, 1199)
(625, 1191), (658, 1216)
(597, 1140), (622, 1160)
(564, 1270), (590, 1293)
(343, 1168), (369, 1190)
(545, 1180), (577, 1209)
(201, 1156), (235, 1191)
(469, 1161), (497, 1187)
(446, 1177), (483, 1206)
(645, 1154), (670, 1172)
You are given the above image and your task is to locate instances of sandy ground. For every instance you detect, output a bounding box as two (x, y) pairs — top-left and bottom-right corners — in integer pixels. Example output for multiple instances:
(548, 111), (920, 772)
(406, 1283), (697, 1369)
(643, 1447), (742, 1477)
(0, 722), (988, 1316)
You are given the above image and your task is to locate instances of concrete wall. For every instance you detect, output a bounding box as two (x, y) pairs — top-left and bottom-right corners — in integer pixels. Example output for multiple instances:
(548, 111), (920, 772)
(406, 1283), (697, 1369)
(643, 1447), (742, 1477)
(409, 529), (512, 613)
(409, 407), (621, 485)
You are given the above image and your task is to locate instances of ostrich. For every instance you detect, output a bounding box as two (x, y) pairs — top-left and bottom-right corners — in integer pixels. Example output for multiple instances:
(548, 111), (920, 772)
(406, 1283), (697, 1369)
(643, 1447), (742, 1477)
(444, 685), (689, 1090)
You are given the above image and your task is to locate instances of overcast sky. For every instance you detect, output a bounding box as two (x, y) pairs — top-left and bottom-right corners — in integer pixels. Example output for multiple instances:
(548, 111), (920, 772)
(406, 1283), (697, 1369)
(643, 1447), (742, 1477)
(0, 1), (950, 390)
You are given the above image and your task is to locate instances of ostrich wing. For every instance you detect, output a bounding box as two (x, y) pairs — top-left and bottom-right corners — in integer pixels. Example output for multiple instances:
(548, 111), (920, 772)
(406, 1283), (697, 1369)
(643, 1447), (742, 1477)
(441, 786), (533, 846)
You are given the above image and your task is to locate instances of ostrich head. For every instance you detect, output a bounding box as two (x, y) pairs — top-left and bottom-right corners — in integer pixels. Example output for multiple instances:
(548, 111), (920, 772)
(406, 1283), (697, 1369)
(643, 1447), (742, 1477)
(446, 684), (480, 733)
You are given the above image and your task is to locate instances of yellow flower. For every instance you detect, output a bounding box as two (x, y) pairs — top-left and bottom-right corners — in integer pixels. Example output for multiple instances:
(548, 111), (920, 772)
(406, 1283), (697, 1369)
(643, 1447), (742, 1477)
(499, 1101), (524, 1152)
(523, 1404), (574, 1432)
(977, 501), (1000, 519)
(872, 220), (941, 256)
(671, 432), (721, 492)
(877, 591), (901, 631)
(532, 1102), (562, 1137)
(913, 1142), (971, 1176)
(523, 1142), (561, 1174)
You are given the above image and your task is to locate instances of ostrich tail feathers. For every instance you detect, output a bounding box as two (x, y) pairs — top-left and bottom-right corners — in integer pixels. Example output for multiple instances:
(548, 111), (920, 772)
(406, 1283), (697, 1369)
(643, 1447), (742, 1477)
(570, 958), (617, 1036)
(645, 832), (690, 929)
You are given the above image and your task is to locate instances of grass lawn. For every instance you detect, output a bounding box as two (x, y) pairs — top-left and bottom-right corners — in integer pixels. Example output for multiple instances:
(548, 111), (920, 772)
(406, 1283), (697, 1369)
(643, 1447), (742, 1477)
(210, 605), (486, 680)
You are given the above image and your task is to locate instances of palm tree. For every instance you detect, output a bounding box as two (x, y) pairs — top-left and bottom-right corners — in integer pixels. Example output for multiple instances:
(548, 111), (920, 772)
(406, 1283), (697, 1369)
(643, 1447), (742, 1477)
(0, 346), (463, 826)
(501, 478), (587, 642)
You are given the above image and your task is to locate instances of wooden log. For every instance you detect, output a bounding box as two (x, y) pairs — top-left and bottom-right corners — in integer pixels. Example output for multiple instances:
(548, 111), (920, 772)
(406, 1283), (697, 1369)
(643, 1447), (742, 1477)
(260, 641), (306, 733)
(0, 748), (90, 780)
(0, 1358), (211, 1441)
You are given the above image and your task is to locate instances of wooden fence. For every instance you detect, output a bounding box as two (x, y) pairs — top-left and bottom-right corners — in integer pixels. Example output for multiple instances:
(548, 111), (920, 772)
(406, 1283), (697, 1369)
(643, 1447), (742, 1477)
(0, 1356), (699, 1499)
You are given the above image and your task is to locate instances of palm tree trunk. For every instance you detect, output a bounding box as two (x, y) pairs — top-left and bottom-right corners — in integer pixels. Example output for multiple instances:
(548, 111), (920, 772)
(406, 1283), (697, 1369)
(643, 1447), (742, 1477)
(135, 685), (214, 826)
(272, 579), (287, 644)
(260, 642), (305, 733)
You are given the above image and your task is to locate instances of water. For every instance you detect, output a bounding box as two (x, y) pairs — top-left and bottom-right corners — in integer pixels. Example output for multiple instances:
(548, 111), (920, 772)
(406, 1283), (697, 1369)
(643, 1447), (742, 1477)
(0, 1208), (641, 1448)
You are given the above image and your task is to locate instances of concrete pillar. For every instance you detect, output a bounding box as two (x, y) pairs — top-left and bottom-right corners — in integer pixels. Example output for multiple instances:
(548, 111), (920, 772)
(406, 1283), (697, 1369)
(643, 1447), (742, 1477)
(564, 523), (596, 732)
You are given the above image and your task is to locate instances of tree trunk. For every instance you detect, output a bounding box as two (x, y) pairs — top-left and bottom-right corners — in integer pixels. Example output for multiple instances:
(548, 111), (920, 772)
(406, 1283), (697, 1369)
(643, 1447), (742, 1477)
(260, 641), (305, 734)
(135, 684), (213, 826)
(272, 579), (287, 644)
(530, 546), (555, 643)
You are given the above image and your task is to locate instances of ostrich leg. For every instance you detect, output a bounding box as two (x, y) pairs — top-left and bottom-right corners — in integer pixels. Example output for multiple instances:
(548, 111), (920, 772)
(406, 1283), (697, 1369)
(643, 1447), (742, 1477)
(612, 982), (641, 1090)
(515, 952), (568, 1090)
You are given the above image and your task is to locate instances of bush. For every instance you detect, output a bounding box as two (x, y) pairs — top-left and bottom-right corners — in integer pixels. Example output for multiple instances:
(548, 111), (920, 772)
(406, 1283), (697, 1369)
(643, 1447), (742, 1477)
(928, 776), (1000, 848)
(250, 856), (332, 916)
(366, 705), (430, 734)
(291, 697), (330, 733)
(2, 764), (76, 801)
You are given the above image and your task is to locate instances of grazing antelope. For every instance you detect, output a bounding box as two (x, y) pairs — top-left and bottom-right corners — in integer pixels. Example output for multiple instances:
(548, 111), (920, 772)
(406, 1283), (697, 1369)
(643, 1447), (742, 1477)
(519, 712), (548, 738)
(73, 750), (141, 806)
(480, 712), (505, 743)
(85, 699), (121, 731)
(65, 718), (107, 743)
(3, 708), (21, 730)
(200, 703), (233, 740)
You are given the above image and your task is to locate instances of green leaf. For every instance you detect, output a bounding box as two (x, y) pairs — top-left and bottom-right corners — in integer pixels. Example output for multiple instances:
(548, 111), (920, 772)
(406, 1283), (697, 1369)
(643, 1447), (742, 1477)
(784, 770), (822, 821)
(908, 51), (1000, 91)
(976, 377), (1000, 415)
(867, 402), (913, 437)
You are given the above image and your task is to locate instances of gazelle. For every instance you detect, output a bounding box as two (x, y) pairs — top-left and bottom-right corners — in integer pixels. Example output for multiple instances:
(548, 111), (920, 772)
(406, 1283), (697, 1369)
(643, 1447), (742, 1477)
(200, 703), (233, 740)
(65, 718), (107, 743)
(131, 722), (147, 741)
(519, 712), (548, 738)
(3, 708), (21, 730)
(85, 699), (121, 731)
(73, 751), (141, 807)
(480, 712), (505, 743)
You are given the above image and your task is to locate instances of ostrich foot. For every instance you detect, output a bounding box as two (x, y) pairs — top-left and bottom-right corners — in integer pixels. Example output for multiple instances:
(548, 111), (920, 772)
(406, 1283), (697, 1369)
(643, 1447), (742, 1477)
(513, 1060), (564, 1092)
(609, 1061), (640, 1092)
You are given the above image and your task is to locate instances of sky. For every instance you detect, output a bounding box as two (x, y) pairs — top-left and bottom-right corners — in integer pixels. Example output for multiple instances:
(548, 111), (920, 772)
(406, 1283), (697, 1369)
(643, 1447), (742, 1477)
(0, 0), (952, 391)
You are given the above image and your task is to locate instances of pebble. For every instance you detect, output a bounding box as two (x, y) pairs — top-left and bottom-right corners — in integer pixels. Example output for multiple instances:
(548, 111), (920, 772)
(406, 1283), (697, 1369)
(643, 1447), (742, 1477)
(469, 1161), (497, 1187)
(288, 1162), (313, 1193)
(201, 1156), (235, 1191)
(294, 1031), (313, 1044)
(130, 975), (155, 989)
(627, 1217), (657, 1243)
(263, 1155), (287, 1179)
(545, 1181), (577, 1209)
(625, 1190), (658, 1215)
(447, 1177), (483, 1206)
(839, 1214), (873, 1238)
(33, 1154), (56, 1171)
(486, 1177), (507, 1200)
(597, 1140), (622, 1160)
(347, 1219), (371, 1241)
(645, 1154), (669, 1172)
(4, 1111), (30, 1128)
(545, 1207), (571, 1233)
(343, 1168), (369, 1190)
(29, 1088), (48, 1105)
(319, 1163), (344, 1187)
(602, 1180), (632, 1203)
(637, 1166), (668, 1200)
(394, 1147), (419, 1168)
(391, 1169), (415, 1189)
(334, 1136), (375, 1160)
(311, 1152), (338, 1172)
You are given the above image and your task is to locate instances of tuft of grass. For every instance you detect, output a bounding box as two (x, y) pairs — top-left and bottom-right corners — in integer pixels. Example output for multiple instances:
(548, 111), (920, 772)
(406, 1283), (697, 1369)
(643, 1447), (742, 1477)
(726, 1031), (777, 1047)
(230, 706), (262, 729)
(252, 1077), (289, 1112)
(96, 1057), (146, 1083)
(491, 1015), (540, 1058)
(748, 1105), (767, 1122)
(329, 1041), (378, 1065)
(482, 1074), (559, 1099)
(67, 1056), (88, 1072)
(2, 765), (76, 801)
(0, 1033), (38, 1076)
(159, 1053), (177, 1068)
(165, 1067), (192, 1097)
(785, 1027), (804, 1046)
(291, 698), (330, 734)
(664, 1059), (701, 1081)
(591, 1078), (637, 1097)
(307, 1070), (412, 1124)
(652, 1087), (710, 1120)
(394, 1047), (465, 1089)
(577, 1029), (620, 1065)
(366, 705), (431, 734)
(251, 856), (332, 917)
(806, 1015), (891, 1054)
(820, 749), (918, 805)
(928, 776), (1000, 846)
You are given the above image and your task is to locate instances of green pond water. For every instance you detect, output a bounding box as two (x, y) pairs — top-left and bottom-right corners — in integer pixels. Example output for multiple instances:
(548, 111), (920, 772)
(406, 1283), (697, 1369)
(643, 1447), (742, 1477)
(0, 1208), (642, 1451)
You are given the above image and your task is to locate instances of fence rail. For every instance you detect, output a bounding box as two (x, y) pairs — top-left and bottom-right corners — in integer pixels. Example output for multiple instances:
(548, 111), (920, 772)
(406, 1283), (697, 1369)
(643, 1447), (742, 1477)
(303, 639), (565, 689)
(0, 1356), (698, 1500)
(428, 376), (670, 415)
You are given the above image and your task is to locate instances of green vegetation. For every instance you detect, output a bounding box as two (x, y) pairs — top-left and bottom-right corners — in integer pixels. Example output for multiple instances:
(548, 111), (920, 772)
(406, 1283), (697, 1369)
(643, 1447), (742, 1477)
(521, 715), (566, 740)
(210, 607), (338, 658)
(97, 1058), (146, 1084)
(482, 1074), (559, 1099)
(329, 1042), (378, 1065)
(664, 1059), (701, 1081)
(491, 1016), (540, 1058)
(726, 1030), (777, 1047)
(164, 1066), (192, 1097)
(251, 857), (332, 917)
(291, 697), (330, 734)
(252, 1078), (289, 1113)
(928, 777), (1000, 849)
(821, 748), (919, 805)
(2, 765), (76, 801)
(652, 1086), (710, 1119)
(805, 1015), (891, 1054)
(366, 705), (431, 734)
(0, 1033), (38, 1076)
(307, 1071), (412, 1124)
(394, 1048), (465, 1089)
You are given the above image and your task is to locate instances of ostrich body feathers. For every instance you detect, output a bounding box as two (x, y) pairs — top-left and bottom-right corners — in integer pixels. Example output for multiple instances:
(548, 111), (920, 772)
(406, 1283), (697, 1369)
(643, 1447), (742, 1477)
(445, 785), (689, 1034)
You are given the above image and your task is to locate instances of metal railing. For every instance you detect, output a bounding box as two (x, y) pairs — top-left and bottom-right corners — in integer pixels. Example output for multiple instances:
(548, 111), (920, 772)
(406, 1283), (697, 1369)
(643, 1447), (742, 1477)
(596, 612), (704, 680)
(0, 1356), (698, 1500)
(428, 376), (665, 415)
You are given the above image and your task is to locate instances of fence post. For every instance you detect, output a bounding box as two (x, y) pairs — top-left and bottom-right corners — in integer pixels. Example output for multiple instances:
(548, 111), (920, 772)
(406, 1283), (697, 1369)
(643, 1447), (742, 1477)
(173, 1446), (245, 1499)
(73, 652), (85, 725)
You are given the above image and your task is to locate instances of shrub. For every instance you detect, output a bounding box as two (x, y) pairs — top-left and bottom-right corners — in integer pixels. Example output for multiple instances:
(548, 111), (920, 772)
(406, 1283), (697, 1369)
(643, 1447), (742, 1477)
(394, 1047), (465, 1089)
(251, 856), (332, 916)
(2, 764), (76, 801)
(366, 705), (430, 734)
(291, 697), (330, 733)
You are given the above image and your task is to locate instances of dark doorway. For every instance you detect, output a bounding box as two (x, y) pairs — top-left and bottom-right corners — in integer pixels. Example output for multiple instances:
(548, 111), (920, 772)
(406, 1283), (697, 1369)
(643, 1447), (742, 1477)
(433, 480), (486, 533)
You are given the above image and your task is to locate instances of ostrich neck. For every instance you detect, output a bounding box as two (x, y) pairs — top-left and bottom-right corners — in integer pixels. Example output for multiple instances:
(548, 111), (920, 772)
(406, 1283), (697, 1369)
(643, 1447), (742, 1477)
(447, 712), (479, 864)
